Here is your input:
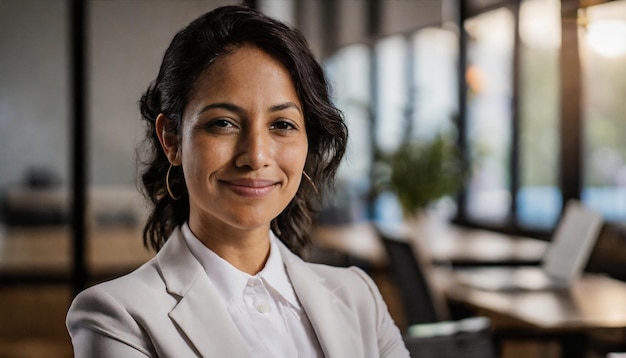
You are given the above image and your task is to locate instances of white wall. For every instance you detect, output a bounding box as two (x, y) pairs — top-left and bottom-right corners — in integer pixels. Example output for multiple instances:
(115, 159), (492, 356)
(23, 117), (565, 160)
(0, 0), (70, 188)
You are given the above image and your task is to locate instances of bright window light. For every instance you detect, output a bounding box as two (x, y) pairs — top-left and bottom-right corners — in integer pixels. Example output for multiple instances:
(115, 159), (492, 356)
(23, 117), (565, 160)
(586, 20), (626, 58)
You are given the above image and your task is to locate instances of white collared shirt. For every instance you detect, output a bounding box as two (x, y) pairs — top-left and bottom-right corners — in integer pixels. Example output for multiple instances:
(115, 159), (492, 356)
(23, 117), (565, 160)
(181, 223), (324, 358)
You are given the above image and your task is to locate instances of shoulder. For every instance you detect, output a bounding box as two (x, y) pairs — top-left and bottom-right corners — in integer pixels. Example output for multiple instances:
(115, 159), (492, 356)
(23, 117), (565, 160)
(67, 256), (163, 318)
(69, 227), (196, 313)
(300, 261), (383, 307)
(73, 256), (165, 305)
(306, 262), (377, 290)
(299, 262), (409, 357)
(66, 257), (173, 351)
(279, 240), (381, 302)
(66, 252), (180, 334)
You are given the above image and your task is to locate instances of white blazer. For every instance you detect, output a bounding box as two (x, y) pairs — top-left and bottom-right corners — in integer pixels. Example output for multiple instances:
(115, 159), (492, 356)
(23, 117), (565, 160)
(66, 228), (409, 357)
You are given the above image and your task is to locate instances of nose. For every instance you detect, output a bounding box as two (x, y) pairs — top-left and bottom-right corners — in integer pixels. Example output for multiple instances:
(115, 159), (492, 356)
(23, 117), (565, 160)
(235, 126), (272, 170)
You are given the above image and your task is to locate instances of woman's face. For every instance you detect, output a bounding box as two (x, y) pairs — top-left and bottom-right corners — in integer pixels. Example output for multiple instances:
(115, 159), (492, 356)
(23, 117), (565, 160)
(176, 45), (308, 235)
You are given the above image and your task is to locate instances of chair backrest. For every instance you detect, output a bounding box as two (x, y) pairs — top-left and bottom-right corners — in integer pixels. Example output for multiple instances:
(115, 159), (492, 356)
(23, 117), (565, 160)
(379, 229), (441, 325)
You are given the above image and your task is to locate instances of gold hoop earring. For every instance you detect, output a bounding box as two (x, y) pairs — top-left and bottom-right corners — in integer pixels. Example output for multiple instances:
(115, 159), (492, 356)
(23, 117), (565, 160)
(166, 164), (181, 200)
(302, 171), (319, 195)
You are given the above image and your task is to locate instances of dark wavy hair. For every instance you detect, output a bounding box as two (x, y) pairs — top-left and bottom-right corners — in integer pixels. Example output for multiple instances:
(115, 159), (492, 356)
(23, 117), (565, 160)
(138, 5), (347, 255)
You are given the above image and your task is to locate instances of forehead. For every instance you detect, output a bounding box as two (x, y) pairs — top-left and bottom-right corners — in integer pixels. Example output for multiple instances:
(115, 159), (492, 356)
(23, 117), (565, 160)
(182, 44), (303, 118)
(195, 45), (294, 90)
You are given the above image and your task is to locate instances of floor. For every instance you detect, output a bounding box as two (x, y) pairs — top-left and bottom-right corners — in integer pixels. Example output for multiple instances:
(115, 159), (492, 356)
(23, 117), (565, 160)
(0, 284), (73, 358)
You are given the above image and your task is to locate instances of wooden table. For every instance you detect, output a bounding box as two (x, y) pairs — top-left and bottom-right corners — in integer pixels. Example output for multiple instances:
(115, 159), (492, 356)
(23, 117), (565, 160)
(380, 214), (548, 267)
(444, 273), (626, 331)
(439, 269), (626, 357)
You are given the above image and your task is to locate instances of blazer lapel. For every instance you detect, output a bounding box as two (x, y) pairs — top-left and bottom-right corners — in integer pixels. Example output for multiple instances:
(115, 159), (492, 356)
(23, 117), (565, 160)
(158, 229), (251, 358)
(279, 243), (364, 358)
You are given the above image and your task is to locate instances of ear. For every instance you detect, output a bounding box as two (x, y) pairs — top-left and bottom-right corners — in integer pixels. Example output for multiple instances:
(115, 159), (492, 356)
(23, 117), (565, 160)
(155, 113), (182, 165)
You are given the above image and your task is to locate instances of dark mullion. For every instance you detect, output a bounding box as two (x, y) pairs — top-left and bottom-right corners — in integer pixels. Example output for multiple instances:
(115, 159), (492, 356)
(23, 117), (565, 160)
(367, 0), (382, 219)
(69, 0), (88, 296)
(320, 0), (338, 60)
(559, 0), (583, 208)
(510, 0), (521, 226)
(456, 0), (469, 223)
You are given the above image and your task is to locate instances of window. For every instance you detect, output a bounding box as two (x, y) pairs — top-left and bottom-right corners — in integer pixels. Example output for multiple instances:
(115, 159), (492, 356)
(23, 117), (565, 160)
(411, 27), (459, 142)
(325, 44), (372, 183)
(464, 8), (515, 224)
(518, 0), (561, 229)
(580, 1), (626, 222)
(324, 0), (626, 236)
(375, 35), (408, 155)
(324, 44), (372, 222)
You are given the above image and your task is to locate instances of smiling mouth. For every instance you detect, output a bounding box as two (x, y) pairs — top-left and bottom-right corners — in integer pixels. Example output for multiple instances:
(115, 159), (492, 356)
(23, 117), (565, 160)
(221, 179), (279, 197)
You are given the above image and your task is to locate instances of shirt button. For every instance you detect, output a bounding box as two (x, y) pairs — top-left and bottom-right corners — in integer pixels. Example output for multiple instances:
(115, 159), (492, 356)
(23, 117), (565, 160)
(256, 301), (270, 314)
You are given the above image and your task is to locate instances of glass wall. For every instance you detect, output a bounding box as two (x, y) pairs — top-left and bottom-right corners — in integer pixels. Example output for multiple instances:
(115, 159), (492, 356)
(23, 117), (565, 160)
(580, 1), (626, 222)
(518, 0), (562, 229)
(324, 0), (626, 235)
(326, 44), (372, 183)
(324, 25), (462, 223)
(324, 44), (372, 222)
(411, 27), (459, 142)
(375, 35), (408, 155)
(464, 8), (515, 224)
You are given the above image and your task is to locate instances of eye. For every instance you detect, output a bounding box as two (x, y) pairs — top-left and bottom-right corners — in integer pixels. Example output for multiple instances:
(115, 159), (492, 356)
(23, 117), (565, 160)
(271, 120), (296, 131)
(209, 119), (234, 128)
(202, 118), (239, 133)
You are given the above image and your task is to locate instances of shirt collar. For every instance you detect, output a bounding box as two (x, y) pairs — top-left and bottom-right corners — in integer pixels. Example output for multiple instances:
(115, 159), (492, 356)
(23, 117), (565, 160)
(261, 231), (301, 309)
(181, 223), (300, 309)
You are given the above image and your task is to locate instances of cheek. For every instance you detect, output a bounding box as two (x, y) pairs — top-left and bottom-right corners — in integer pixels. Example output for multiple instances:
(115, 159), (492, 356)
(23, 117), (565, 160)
(282, 141), (308, 173)
(181, 137), (229, 182)
(274, 146), (306, 199)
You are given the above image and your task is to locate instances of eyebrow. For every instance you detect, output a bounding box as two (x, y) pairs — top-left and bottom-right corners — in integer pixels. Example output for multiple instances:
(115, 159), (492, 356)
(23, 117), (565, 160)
(198, 102), (244, 115)
(269, 102), (302, 114)
(198, 101), (302, 115)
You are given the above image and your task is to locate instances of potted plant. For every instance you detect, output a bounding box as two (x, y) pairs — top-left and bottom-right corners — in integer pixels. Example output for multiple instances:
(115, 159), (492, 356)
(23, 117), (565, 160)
(378, 133), (468, 217)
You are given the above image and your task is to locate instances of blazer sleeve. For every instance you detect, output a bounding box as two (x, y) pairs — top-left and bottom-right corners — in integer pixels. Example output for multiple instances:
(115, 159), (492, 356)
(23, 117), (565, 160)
(349, 267), (410, 358)
(66, 286), (155, 358)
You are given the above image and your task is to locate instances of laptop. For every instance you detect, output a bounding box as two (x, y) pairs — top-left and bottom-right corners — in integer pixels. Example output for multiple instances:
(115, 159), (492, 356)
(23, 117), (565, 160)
(455, 200), (603, 291)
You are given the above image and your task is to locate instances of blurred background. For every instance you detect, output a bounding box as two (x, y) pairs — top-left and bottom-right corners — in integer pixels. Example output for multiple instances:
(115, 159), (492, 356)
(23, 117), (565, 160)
(1, 0), (625, 357)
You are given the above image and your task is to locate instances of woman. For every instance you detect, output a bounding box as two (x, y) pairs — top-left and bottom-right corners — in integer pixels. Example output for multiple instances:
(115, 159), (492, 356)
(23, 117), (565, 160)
(66, 5), (409, 357)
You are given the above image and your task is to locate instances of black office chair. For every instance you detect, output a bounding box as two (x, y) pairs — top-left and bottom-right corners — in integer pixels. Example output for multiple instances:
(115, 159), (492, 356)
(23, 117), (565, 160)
(377, 224), (450, 325)
(376, 224), (497, 358)
(381, 234), (441, 325)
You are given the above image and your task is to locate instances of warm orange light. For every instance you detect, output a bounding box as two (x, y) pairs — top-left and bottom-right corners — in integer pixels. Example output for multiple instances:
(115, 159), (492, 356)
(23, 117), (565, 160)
(465, 65), (485, 94)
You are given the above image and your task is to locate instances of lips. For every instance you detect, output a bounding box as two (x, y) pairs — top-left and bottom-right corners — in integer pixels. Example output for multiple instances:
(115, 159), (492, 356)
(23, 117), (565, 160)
(221, 178), (279, 197)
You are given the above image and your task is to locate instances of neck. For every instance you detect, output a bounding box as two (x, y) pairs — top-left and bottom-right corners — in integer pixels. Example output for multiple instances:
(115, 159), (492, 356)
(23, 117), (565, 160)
(188, 218), (271, 275)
